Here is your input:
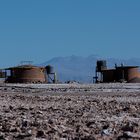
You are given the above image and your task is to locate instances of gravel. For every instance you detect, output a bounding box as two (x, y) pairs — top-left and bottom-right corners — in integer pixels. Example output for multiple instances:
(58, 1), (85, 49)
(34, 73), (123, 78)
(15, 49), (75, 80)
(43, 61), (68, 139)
(0, 83), (139, 139)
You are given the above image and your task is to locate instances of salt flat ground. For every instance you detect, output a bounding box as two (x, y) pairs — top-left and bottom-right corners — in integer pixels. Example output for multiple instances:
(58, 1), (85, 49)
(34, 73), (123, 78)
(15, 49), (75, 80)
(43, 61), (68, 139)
(0, 83), (139, 140)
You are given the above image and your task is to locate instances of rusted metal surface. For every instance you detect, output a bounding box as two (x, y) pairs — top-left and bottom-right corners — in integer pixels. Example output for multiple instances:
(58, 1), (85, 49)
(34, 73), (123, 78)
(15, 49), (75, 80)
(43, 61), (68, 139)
(125, 67), (140, 83)
(96, 60), (140, 83)
(115, 66), (140, 83)
(102, 69), (116, 83)
(6, 65), (46, 83)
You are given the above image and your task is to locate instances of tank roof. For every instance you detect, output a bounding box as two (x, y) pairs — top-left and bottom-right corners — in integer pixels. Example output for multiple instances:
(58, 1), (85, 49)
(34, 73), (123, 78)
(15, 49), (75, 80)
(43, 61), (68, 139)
(5, 65), (45, 70)
(102, 69), (116, 71)
(116, 66), (139, 69)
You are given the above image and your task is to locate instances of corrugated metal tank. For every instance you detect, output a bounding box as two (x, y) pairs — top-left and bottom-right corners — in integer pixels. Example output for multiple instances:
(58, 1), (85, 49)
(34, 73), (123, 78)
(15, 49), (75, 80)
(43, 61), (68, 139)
(116, 66), (140, 83)
(6, 65), (46, 83)
(126, 67), (140, 82)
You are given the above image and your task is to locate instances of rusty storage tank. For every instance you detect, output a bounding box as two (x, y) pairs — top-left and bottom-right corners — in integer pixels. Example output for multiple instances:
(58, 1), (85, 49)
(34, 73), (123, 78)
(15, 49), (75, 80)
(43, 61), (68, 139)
(102, 69), (116, 83)
(45, 65), (54, 74)
(115, 66), (140, 83)
(6, 65), (46, 83)
(96, 60), (107, 72)
(125, 66), (140, 83)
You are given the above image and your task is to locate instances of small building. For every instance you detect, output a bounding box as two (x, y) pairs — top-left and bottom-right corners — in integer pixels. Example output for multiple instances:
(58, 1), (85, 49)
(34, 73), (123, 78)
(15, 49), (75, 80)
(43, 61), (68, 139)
(94, 60), (140, 83)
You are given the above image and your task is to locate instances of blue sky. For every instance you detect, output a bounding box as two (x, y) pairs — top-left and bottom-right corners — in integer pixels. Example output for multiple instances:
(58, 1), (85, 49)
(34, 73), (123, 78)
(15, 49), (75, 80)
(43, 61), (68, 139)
(0, 0), (140, 67)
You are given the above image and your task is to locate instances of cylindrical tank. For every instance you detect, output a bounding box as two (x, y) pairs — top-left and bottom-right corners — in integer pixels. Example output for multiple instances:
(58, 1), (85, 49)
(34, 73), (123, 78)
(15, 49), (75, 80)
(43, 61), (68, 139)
(45, 65), (54, 74)
(6, 65), (46, 83)
(96, 60), (107, 72)
(126, 67), (140, 82)
(115, 66), (140, 83)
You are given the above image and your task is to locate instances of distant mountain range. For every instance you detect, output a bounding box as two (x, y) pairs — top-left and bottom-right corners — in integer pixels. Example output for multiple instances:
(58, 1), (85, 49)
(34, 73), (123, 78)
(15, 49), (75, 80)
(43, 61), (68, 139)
(40, 55), (140, 83)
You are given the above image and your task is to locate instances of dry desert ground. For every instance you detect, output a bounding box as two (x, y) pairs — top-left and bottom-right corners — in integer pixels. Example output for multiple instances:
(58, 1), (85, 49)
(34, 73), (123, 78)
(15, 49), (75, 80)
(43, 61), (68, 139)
(0, 83), (139, 140)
